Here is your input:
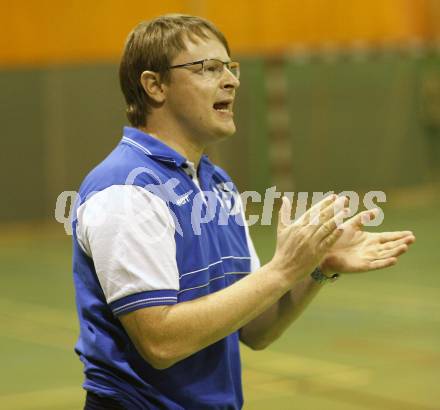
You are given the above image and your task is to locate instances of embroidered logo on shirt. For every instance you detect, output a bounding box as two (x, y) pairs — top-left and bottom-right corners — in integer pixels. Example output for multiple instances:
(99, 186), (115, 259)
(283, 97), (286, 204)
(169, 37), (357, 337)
(176, 192), (192, 206)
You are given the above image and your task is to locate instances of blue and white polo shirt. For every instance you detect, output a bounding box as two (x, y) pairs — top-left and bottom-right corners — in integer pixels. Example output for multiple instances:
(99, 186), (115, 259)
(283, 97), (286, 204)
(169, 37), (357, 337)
(72, 126), (260, 409)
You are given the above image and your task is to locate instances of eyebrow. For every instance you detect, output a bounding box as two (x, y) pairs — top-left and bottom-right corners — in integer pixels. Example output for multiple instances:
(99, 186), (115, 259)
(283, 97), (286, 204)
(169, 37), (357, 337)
(171, 57), (232, 67)
(213, 57), (231, 63)
(192, 57), (231, 62)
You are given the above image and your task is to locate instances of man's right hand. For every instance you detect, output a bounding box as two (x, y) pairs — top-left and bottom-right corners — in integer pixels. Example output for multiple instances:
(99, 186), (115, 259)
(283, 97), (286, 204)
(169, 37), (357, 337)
(270, 194), (349, 284)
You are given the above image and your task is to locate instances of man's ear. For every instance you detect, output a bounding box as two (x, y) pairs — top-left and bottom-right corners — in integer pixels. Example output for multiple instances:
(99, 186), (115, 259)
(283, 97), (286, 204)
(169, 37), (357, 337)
(140, 71), (166, 104)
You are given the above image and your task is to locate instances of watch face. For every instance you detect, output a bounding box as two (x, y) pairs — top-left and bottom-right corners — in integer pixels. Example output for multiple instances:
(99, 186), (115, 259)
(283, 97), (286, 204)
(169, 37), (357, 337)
(311, 268), (340, 283)
(311, 268), (325, 283)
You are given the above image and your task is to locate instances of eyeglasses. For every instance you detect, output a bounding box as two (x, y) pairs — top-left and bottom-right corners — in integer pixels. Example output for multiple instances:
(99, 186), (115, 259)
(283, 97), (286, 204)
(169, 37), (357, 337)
(168, 58), (240, 80)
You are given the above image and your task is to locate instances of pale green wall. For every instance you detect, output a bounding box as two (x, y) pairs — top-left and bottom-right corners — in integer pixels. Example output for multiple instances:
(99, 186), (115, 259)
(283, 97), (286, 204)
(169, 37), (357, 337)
(1, 55), (438, 222)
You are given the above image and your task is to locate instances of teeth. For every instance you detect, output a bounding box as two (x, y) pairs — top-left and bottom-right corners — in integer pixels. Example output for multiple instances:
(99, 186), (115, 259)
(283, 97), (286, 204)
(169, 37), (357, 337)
(214, 101), (232, 111)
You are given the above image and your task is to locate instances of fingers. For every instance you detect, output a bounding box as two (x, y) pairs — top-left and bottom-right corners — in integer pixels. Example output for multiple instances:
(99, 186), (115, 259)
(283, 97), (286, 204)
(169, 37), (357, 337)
(318, 221), (345, 251)
(366, 235), (413, 270)
(315, 207), (347, 241)
(346, 208), (379, 228)
(315, 196), (348, 228)
(368, 257), (397, 270)
(381, 237), (414, 250)
(302, 195), (348, 232)
(379, 244), (409, 259)
(278, 196), (293, 230)
(379, 231), (415, 243)
(367, 235), (413, 268)
(297, 194), (339, 226)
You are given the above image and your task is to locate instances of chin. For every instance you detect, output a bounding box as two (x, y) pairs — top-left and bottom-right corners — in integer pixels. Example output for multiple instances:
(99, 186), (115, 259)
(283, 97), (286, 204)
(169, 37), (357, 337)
(204, 129), (235, 146)
(202, 119), (236, 144)
(217, 122), (236, 139)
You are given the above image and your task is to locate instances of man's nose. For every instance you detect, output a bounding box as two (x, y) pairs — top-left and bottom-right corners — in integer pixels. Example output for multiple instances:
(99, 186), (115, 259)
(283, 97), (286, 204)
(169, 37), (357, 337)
(222, 68), (240, 89)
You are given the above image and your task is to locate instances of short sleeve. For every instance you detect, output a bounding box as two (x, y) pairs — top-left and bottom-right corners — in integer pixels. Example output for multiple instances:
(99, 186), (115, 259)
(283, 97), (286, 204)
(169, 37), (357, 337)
(75, 185), (179, 315)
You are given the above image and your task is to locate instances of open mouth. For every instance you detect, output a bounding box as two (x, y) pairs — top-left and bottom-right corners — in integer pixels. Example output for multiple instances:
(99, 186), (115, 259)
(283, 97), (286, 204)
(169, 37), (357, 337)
(213, 101), (232, 113)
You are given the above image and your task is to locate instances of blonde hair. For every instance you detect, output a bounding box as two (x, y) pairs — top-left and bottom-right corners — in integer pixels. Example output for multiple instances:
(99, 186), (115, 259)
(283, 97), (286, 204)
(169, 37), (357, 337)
(119, 14), (230, 127)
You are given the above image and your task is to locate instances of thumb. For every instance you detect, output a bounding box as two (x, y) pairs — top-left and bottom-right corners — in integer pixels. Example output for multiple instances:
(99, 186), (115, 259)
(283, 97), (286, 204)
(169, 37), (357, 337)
(278, 196), (292, 231)
(346, 208), (378, 229)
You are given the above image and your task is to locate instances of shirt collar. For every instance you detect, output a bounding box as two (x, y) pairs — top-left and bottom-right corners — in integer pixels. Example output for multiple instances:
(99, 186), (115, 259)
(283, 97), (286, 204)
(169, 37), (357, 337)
(121, 127), (217, 185)
(122, 126), (187, 167)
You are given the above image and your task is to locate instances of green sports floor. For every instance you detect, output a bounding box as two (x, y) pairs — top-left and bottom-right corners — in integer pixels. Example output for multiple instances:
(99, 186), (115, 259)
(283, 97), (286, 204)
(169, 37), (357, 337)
(1, 199), (439, 410)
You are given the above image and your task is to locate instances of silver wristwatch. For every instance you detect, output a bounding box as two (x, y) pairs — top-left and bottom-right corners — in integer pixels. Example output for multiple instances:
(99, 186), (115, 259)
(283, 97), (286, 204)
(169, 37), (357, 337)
(311, 267), (340, 284)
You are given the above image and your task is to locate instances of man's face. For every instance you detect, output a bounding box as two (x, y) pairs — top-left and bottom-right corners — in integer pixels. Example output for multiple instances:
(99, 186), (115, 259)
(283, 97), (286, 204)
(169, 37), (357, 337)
(162, 32), (240, 145)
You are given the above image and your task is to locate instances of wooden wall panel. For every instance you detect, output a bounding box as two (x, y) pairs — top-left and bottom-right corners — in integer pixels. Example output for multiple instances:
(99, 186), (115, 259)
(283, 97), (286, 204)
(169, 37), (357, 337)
(208, 0), (431, 52)
(1, 0), (438, 66)
(1, 0), (187, 65)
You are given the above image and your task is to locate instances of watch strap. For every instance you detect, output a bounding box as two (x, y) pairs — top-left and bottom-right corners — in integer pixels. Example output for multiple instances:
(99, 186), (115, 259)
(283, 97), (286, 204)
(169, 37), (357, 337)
(311, 267), (340, 284)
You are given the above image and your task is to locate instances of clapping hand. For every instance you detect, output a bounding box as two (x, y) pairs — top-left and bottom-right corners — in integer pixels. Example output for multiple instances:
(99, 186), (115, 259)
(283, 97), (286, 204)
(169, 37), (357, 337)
(321, 208), (416, 274)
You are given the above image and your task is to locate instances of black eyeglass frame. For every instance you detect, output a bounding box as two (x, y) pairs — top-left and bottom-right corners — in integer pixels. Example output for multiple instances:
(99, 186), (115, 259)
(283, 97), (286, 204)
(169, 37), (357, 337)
(167, 58), (240, 79)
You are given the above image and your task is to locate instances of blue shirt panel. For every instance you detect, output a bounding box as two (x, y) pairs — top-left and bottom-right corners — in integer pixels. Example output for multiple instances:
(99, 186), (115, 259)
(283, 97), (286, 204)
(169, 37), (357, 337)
(72, 127), (251, 409)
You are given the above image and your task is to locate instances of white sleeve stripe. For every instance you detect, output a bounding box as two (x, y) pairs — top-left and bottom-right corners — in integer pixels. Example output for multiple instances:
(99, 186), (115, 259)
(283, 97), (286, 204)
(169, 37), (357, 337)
(114, 296), (177, 310)
(113, 300), (176, 315)
(113, 297), (177, 314)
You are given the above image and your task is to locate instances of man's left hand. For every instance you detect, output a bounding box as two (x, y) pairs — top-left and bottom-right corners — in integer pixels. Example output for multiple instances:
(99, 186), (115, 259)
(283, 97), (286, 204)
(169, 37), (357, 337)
(321, 209), (416, 274)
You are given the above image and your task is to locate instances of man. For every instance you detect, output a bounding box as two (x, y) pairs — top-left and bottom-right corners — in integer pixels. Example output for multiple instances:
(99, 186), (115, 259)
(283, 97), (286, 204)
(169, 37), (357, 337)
(72, 14), (415, 409)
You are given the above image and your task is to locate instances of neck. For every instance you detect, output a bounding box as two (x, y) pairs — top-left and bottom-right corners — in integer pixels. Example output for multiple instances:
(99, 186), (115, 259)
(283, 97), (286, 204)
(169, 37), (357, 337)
(139, 121), (205, 167)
